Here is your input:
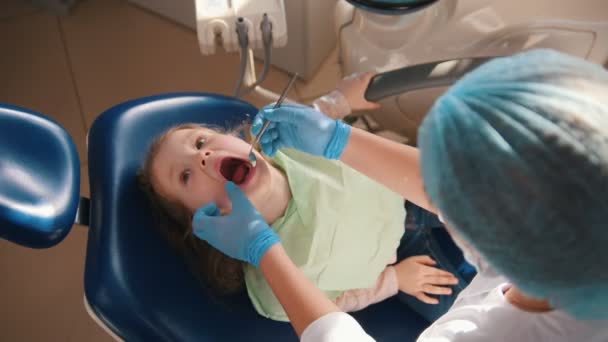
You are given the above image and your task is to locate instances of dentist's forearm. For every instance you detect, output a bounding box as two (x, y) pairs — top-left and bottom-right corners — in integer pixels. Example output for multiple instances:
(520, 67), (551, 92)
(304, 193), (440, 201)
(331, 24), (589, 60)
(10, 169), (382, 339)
(340, 127), (436, 213)
(259, 244), (340, 336)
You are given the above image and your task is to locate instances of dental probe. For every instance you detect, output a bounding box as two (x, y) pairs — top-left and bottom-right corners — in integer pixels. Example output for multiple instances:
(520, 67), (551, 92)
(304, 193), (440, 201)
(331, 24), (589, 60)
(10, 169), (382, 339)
(248, 73), (298, 167)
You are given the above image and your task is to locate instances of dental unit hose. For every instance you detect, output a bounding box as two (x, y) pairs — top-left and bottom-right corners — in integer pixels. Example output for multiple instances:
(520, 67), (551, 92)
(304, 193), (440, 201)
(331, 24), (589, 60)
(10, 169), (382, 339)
(239, 14), (273, 97)
(233, 14), (274, 98)
(233, 17), (250, 98)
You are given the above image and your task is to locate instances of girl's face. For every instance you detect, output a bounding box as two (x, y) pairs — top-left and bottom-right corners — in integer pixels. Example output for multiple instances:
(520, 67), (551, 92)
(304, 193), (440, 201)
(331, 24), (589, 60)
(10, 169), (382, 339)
(151, 127), (272, 214)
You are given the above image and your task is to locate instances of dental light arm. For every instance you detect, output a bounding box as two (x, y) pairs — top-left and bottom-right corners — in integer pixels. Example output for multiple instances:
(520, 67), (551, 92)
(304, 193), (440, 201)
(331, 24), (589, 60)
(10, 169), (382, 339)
(364, 57), (492, 102)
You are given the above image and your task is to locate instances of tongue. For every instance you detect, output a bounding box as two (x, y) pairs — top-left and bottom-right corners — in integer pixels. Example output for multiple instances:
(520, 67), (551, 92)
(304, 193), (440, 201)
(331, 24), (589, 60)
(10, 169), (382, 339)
(220, 158), (251, 185)
(232, 164), (248, 184)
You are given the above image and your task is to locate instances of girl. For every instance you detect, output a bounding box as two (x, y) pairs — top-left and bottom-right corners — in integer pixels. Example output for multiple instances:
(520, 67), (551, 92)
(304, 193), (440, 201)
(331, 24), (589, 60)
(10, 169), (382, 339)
(138, 74), (473, 322)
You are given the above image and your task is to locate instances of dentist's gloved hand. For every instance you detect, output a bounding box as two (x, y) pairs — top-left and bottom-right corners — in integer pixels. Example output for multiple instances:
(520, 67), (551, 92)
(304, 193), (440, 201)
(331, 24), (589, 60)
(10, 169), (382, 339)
(192, 182), (280, 267)
(251, 103), (351, 159)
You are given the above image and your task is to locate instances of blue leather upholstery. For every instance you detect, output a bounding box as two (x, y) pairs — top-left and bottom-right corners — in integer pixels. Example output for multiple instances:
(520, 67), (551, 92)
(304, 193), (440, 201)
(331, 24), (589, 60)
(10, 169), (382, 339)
(85, 93), (429, 341)
(0, 104), (80, 248)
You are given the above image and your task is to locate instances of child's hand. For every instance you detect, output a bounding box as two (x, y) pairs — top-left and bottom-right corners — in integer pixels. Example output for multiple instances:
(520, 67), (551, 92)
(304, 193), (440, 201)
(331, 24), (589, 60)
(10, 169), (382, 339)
(394, 255), (459, 304)
(337, 72), (381, 112)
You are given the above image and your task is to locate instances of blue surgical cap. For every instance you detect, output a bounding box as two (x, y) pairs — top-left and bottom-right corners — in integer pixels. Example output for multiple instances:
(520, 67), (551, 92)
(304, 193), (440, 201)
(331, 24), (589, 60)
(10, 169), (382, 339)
(418, 49), (608, 319)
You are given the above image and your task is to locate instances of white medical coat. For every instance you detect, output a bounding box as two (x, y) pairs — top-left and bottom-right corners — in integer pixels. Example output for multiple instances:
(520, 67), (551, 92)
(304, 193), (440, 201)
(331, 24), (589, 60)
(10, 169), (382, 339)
(301, 271), (608, 342)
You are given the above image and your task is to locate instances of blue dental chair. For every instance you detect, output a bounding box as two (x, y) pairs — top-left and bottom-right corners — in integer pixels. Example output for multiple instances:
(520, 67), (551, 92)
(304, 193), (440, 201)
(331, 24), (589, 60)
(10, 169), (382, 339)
(0, 57), (489, 341)
(0, 94), (427, 341)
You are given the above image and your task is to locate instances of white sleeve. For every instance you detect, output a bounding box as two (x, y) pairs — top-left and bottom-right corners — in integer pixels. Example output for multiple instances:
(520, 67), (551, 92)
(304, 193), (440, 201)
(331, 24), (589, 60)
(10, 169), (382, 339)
(312, 90), (352, 120)
(301, 312), (376, 342)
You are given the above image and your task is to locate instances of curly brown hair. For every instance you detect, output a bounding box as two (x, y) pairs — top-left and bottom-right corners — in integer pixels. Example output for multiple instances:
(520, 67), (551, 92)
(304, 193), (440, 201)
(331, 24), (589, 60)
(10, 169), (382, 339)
(137, 123), (246, 294)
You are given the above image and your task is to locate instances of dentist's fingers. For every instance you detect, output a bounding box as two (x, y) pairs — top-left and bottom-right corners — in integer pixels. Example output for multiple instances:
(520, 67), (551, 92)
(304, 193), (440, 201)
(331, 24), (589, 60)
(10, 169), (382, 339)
(259, 107), (302, 123)
(269, 129), (279, 140)
(193, 202), (221, 220)
(259, 129), (279, 144)
(270, 143), (279, 157)
(224, 181), (250, 210)
(260, 144), (276, 157)
(261, 103), (301, 111)
(260, 132), (275, 144)
(251, 114), (265, 136)
(260, 141), (278, 157)
(192, 203), (222, 237)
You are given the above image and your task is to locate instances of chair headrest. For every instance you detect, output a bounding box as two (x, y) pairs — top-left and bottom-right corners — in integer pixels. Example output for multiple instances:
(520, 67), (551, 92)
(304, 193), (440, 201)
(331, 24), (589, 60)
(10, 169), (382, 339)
(0, 104), (80, 248)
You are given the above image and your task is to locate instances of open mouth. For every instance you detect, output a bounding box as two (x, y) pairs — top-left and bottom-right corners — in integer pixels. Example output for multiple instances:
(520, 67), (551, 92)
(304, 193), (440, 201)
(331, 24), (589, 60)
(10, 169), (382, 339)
(219, 157), (254, 185)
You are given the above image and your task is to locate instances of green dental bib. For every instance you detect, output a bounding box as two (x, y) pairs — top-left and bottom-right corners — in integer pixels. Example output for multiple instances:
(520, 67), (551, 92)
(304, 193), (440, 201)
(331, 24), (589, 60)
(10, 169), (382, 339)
(245, 149), (405, 321)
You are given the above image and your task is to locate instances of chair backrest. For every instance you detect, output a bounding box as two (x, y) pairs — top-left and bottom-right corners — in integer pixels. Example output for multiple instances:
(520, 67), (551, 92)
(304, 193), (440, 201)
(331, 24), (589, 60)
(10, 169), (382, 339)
(85, 93), (429, 341)
(0, 104), (80, 248)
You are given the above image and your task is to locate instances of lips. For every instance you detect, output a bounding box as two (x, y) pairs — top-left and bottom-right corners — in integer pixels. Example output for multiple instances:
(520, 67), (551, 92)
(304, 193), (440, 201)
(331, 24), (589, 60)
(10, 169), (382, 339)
(219, 157), (254, 185)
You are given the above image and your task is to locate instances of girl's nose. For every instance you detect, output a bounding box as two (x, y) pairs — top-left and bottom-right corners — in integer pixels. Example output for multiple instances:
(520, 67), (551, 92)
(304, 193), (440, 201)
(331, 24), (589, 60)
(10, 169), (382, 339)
(200, 150), (211, 166)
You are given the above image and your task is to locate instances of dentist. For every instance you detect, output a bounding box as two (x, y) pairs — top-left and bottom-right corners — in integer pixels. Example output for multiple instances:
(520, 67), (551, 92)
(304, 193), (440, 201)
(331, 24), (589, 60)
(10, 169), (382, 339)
(193, 50), (608, 341)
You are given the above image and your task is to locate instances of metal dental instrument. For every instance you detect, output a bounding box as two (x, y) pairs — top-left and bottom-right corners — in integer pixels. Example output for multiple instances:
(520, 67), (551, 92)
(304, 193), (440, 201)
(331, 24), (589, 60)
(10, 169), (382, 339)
(248, 73), (298, 166)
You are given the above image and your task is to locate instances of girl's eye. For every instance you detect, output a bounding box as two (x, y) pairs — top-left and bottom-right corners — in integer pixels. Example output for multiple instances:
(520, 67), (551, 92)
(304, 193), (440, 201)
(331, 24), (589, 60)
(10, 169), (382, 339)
(180, 170), (191, 184)
(195, 137), (206, 150)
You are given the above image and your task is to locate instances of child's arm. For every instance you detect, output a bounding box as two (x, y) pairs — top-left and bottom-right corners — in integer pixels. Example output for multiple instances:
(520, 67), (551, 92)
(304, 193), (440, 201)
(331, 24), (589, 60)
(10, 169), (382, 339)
(334, 265), (399, 312)
(335, 255), (460, 312)
(313, 73), (381, 120)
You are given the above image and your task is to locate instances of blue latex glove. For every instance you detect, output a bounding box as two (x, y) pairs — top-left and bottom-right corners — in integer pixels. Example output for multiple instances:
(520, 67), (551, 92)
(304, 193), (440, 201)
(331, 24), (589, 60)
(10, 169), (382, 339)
(192, 182), (280, 267)
(251, 103), (351, 159)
